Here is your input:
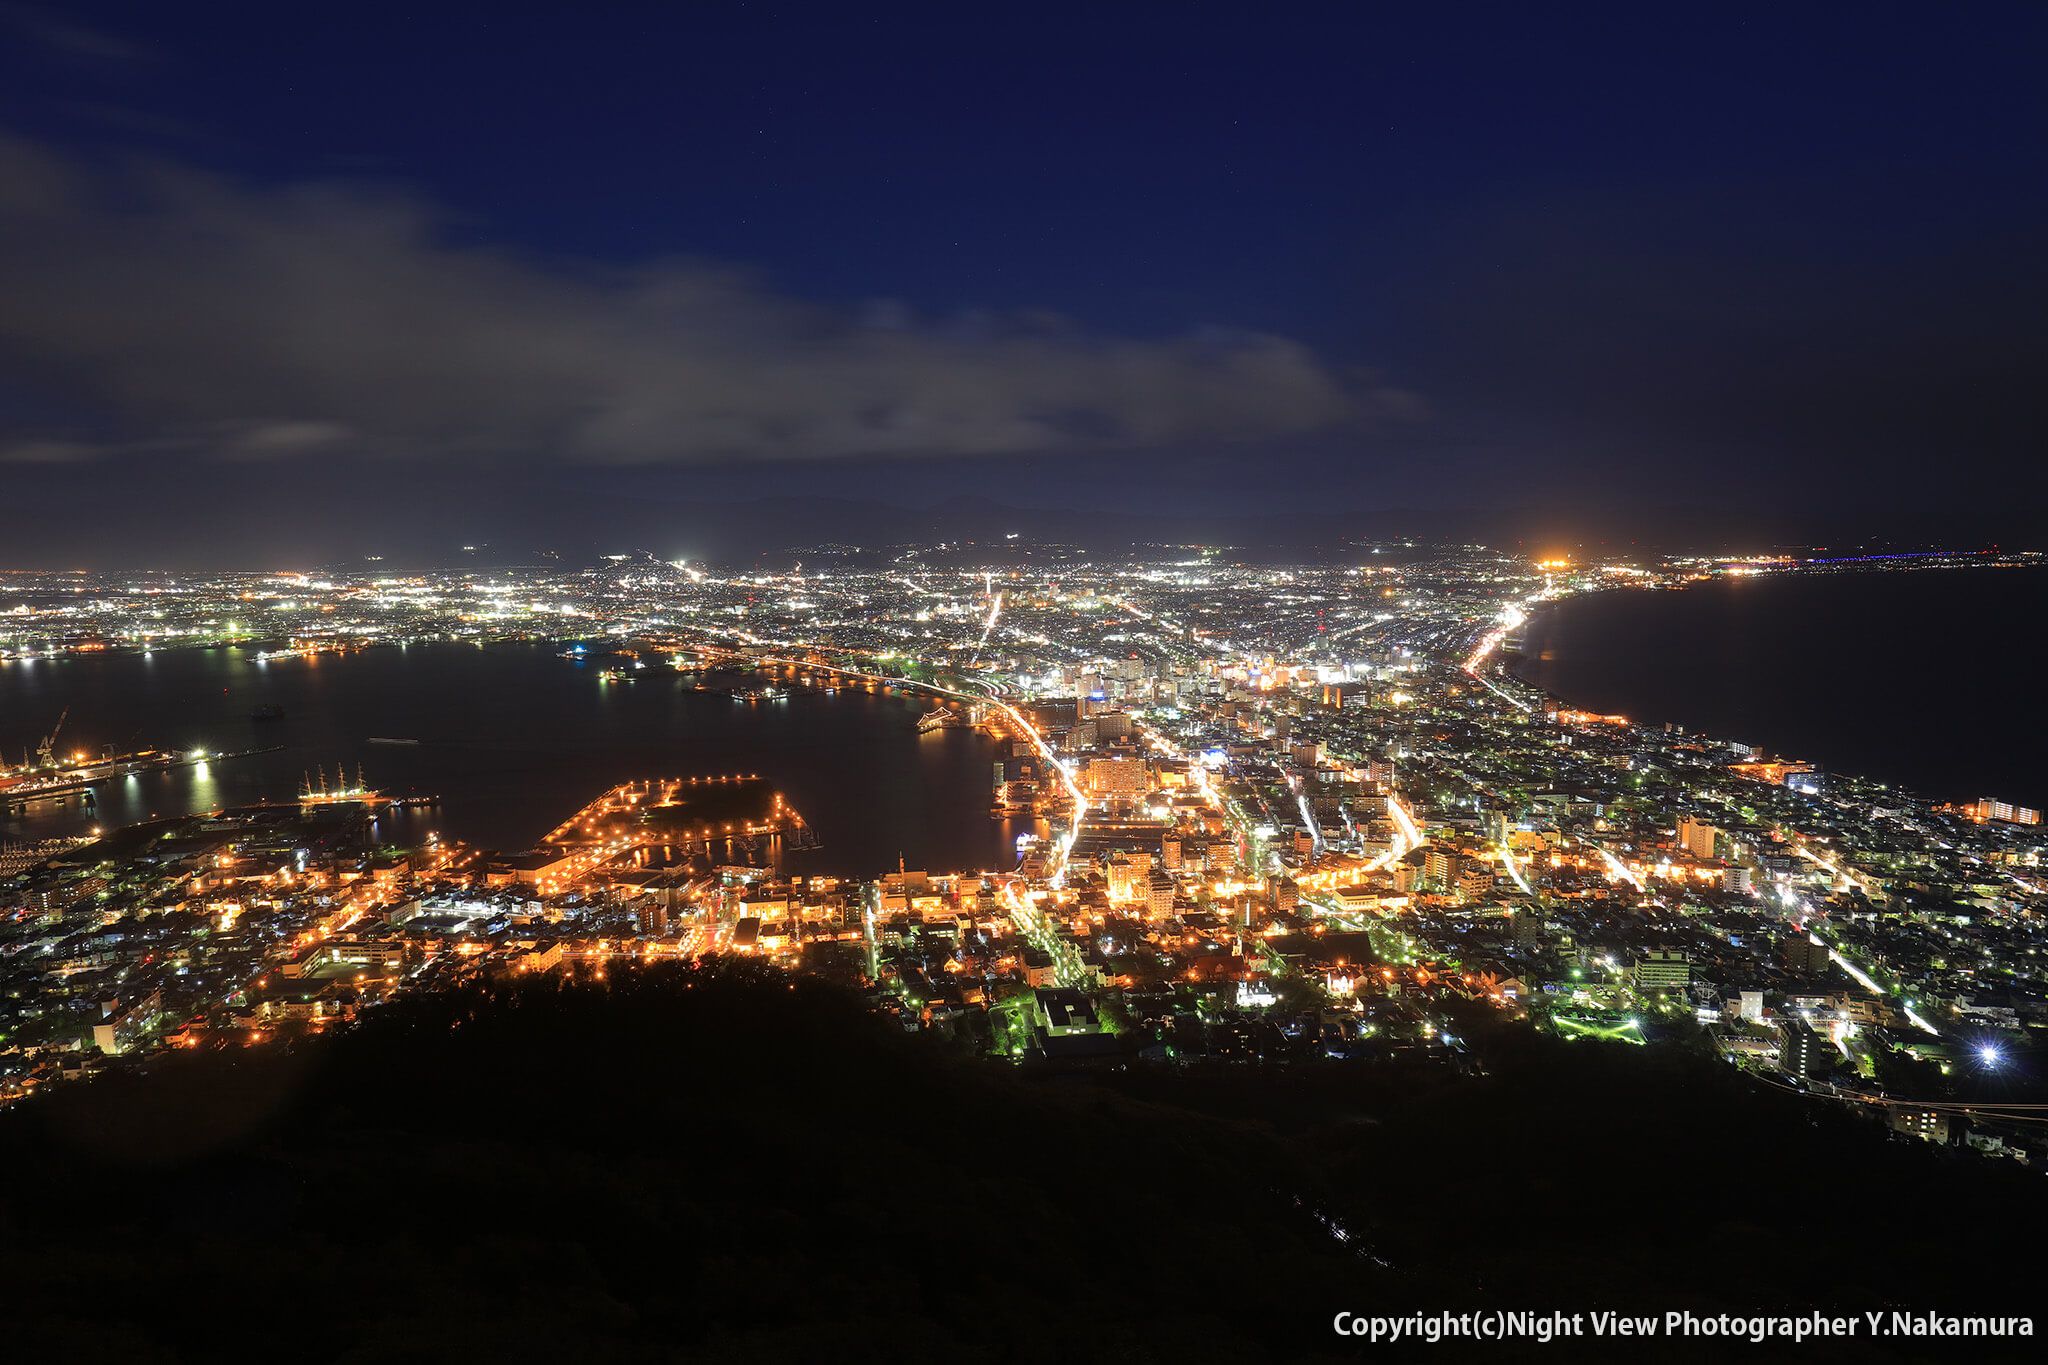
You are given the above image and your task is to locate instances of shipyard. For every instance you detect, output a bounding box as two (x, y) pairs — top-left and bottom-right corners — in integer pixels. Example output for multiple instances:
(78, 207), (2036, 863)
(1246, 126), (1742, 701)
(2, 704), (280, 810)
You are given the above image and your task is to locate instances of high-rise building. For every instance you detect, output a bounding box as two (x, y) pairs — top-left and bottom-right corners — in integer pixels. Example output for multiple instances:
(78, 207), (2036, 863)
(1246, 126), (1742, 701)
(638, 899), (669, 935)
(1084, 756), (1149, 800)
(1076, 676), (1107, 719)
(1093, 709), (1133, 740)
(1458, 861), (1495, 899)
(1677, 817), (1719, 860)
(1423, 846), (1458, 886)
(1779, 1019), (1830, 1079)
(1968, 798), (2042, 826)
(1779, 934), (1831, 976)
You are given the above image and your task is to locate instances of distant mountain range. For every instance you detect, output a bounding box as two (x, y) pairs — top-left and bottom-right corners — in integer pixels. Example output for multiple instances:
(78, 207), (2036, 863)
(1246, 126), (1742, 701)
(7, 457), (2042, 570)
(405, 493), (2042, 572)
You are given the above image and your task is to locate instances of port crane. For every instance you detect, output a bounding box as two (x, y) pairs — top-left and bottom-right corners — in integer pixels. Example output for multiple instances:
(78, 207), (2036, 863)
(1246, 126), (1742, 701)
(35, 706), (69, 768)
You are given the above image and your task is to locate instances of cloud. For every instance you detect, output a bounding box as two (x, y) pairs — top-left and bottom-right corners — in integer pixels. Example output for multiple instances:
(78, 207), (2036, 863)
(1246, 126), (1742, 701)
(0, 439), (97, 464)
(0, 133), (1410, 467)
(2, 6), (153, 63)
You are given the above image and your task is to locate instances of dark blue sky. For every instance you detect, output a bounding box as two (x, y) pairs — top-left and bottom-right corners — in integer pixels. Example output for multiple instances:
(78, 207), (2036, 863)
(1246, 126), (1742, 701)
(3, 3), (2045, 564)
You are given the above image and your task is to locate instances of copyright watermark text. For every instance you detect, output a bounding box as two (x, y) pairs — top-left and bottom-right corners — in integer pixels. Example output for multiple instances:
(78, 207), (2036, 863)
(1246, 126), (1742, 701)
(1332, 1311), (2035, 1346)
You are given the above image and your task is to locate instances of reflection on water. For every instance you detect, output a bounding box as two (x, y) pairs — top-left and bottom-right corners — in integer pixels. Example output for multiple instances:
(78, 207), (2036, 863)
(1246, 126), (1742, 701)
(2, 642), (1034, 874)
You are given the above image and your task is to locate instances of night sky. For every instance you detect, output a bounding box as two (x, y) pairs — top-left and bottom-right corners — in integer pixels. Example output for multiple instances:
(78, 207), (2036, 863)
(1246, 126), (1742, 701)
(4, 3), (2045, 566)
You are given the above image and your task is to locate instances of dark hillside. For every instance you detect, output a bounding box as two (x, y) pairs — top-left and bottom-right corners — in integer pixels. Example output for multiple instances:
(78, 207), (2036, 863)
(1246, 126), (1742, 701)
(2, 960), (2039, 1362)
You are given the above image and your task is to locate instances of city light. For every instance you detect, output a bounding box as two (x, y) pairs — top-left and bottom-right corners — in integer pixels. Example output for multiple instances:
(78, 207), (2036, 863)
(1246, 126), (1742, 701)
(2, 540), (2042, 1186)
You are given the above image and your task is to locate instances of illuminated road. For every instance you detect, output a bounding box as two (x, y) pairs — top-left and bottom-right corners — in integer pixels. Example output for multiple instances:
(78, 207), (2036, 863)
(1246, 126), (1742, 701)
(1295, 788), (1326, 859)
(1820, 945), (1938, 1036)
(1792, 842), (1883, 901)
(1345, 791), (1425, 877)
(1781, 846), (1931, 1030)
(974, 588), (1003, 655)
(1776, 882), (1940, 1038)
(1592, 845), (1646, 893)
(1294, 790), (1431, 964)
(1386, 793), (1422, 855)
(1468, 668), (1533, 713)
(1461, 597), (1550, 712)
(1497, 836), (1536, 897)
(997, 877), (1092, 988)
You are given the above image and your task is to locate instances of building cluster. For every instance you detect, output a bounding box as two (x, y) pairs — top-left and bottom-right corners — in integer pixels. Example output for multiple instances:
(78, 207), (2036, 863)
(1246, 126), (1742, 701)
(5, 545), (2045, 1161)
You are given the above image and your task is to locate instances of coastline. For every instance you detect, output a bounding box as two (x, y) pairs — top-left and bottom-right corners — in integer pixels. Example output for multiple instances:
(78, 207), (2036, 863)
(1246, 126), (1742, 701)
(0, 641), (1024, 872)
(1502, 560), (2048, 807)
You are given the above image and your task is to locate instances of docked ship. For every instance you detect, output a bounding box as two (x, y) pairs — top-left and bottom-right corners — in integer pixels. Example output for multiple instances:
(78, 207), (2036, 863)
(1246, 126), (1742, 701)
(3, 706), (281, 806)
(4, 711), (171, 799)
(300, 763), (383, 808)
(729, 683), (788, 702)
(56, 749), (174, 782)
(1, 746), (182, 804)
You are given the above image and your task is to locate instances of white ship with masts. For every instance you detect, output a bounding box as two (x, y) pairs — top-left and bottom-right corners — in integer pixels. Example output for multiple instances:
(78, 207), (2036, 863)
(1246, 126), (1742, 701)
(300, 762), (380, 808)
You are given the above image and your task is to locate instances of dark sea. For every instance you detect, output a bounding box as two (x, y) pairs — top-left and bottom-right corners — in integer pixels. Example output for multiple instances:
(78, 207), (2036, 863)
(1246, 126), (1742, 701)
(0, 642), (1034, 874)
(1509, 565), (2048, 808)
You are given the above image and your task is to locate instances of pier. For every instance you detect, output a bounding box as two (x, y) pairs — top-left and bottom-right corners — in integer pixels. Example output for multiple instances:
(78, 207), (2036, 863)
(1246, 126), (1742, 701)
(1, 744), (282, 810)
(532, 776), (818, 893)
